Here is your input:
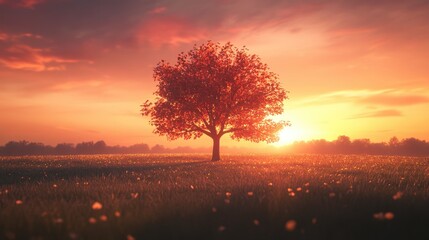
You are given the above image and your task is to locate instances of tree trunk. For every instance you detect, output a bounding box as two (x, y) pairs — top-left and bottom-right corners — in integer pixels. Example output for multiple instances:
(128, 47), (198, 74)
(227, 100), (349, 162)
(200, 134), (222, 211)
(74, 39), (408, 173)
(211, 136), (221, 161)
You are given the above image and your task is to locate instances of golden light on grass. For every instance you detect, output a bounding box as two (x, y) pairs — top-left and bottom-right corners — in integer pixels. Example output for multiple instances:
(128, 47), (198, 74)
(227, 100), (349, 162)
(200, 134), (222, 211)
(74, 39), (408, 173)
(285, 220), (297, 231)
(91, 202), (103, 210)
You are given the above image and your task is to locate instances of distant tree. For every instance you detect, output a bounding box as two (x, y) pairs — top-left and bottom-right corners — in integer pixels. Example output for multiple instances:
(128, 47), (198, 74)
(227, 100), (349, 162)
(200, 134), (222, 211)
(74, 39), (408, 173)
(94, 140), (107, 153)
(334, 135), (352, 153)
(55, 143), (75, 155)
(352, 139), (371, 154)
(128, 143), (150, 153)
(76, 141), (95, 154)
(151, 144), (166, 153)
(141, 41), (288, 161)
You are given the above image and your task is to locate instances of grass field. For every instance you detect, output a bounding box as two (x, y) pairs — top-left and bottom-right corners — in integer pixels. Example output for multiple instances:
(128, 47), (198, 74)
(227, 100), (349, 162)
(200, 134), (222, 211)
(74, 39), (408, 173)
(0, 154), (428, 240)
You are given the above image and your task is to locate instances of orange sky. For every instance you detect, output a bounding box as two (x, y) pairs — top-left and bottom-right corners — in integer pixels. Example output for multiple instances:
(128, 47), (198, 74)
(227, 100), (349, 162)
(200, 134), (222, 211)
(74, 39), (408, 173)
(1, 0), (428, 148)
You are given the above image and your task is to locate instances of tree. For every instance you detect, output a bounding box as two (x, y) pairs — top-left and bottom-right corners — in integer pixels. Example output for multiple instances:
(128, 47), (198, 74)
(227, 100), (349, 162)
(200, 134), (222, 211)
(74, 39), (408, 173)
(141, 41), (288, 161)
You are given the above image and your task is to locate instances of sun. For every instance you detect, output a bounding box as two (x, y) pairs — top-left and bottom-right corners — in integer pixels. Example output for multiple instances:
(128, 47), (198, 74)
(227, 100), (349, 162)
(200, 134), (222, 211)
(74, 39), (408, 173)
(273, 127), (303, 146)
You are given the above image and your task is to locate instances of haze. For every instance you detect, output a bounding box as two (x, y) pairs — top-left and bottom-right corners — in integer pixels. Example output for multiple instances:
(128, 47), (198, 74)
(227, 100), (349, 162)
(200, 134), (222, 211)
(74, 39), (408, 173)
(1, 0), (428, 148)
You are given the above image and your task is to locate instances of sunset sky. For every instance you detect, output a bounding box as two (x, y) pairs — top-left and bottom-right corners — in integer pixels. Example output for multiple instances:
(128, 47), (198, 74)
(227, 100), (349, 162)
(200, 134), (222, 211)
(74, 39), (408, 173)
(1, 0), (428, 148)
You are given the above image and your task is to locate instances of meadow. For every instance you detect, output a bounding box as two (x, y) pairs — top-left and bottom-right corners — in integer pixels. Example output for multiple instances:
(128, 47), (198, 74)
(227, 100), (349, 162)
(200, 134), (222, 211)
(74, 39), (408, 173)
(0, 154), (428, 240)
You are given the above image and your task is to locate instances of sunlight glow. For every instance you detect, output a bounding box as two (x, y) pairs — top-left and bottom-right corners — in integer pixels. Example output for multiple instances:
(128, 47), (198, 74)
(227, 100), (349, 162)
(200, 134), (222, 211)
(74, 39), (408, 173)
(273, 127), (304, 146)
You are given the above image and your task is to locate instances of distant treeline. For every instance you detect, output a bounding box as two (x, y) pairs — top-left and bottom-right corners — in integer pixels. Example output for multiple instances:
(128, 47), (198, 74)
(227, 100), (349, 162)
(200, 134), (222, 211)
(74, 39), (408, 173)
(1, 136), (429, 156)
(0, 140), (208, 156)
(288, 136), (429, 156)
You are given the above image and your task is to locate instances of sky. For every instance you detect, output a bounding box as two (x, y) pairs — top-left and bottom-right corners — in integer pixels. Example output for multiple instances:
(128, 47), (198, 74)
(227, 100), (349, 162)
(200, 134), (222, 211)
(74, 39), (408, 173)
(1, 0), (429, 148)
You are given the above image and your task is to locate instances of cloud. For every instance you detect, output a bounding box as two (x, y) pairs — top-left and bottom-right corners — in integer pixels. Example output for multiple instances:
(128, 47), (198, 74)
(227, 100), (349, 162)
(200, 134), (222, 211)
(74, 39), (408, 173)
(0, 0), (46, 8)
(0, 32), (42, 41)
(149, 6), (166, 14)
(349, 109), (402, 119)
(298, 88), (429, 107)
(359, 94), (429, 106)
(0, 44), (77, 71)
(136, 16), (207, 46)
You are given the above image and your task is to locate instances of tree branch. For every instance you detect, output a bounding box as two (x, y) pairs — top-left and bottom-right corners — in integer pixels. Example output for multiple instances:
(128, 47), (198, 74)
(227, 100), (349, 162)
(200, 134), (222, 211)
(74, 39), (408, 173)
(192, 123), (212, 137)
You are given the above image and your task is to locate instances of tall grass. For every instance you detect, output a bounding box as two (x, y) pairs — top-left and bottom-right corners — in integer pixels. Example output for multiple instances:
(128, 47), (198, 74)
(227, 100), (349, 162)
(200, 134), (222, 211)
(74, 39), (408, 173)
(0, 154), (428, 239)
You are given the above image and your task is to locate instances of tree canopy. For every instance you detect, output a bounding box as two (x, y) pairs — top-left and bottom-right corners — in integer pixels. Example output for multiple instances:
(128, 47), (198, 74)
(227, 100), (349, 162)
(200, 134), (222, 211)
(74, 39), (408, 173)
(141, 41), (288, 161)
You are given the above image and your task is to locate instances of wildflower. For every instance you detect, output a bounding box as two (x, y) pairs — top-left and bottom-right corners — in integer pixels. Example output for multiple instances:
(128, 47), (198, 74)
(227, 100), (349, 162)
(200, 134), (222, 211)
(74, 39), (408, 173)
(218, 225), (226, 232)
(127, 234), (136, 240)
(384, 212), (394, 220)
(253, 219), (260, 226)
(247, 191), (254, 197)
(268, 182), (273, 186)
(130, 193), (139, 199)
(99, 215), (108, 221)
(15, 200), (23, 205)
(114, 211), (121, 217)
(285, 220), (297, 231)
(52, 184), (58, 188)
(296, 187), (302, 192)
(53, 218), (64, 224)
(329, 192), (336, 197)
(289, 192), (295, 197)
(190, 185), (195, 190)
(287, 188), (293, 192)
(88, 217), (97, 224)
(373, 212), (384, 220)
(69, 232), (78, 239)
(225, 192), (232, 197)
(92, 201), (103, 210)
(211, 207), (217, 213)
(392, 192), (403, 200)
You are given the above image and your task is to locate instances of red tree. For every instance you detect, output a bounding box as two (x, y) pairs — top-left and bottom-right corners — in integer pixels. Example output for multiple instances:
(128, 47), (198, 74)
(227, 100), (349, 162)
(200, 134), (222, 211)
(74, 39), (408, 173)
(141, 41), (288, 161)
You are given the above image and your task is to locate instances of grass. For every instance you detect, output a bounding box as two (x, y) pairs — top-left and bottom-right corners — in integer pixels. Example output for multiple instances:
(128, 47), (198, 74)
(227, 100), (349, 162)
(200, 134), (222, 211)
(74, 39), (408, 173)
(0, 154), (428, 240)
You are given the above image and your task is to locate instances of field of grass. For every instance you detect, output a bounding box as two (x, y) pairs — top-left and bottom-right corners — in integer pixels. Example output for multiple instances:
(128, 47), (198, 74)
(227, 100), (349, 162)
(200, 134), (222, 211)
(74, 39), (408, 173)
(0, 154), (428, 240)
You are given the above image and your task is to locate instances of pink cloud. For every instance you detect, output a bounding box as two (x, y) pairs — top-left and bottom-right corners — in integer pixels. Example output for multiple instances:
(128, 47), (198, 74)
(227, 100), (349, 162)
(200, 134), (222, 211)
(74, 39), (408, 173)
(149, 7), (166, 14)
(136, 17), (207, 45)
(0, 44), (78, 71)
(0, 32), (43, 41)
(0, 0), (46, 8)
